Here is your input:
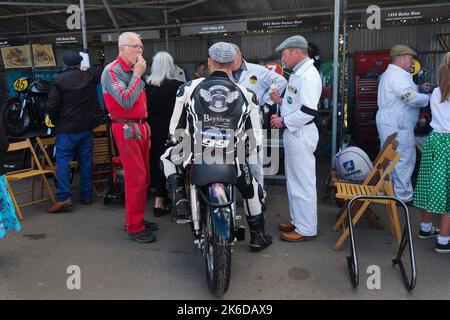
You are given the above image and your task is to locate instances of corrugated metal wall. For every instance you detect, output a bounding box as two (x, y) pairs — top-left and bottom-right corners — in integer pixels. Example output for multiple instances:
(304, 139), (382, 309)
(347, 23), (450, 53)
(347, 23), (450, 82)
(99, 23), (450, 62)
(3, 22), (450, 92)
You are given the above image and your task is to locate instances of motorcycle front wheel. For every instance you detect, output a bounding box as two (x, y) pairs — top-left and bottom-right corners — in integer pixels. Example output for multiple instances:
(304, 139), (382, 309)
(2, 100), (31, 136)
(205, 236), (232, 297)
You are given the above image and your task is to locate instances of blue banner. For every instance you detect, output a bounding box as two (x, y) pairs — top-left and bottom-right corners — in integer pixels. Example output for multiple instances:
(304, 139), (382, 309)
(7, 69), (104, 106)
(7, 69), (57, 97)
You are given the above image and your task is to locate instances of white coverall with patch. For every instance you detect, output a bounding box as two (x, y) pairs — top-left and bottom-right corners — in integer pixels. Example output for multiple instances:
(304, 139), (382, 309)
(281, 58), (322, 236)
(376, 64), (429, 202)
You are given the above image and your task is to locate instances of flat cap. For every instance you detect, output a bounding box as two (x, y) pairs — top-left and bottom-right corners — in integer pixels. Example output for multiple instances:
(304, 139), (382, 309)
(276, 35), (308, 52)
(208, 42), (237, 63)
(390, 44), (417, 58)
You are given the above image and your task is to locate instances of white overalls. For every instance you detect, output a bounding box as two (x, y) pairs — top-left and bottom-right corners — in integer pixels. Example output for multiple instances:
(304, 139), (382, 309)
(377, 64), (429, 202)
(281, 58), (322, 236)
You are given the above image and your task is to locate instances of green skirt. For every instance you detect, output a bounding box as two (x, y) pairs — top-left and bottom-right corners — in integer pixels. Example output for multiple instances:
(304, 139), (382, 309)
(413, 131), (450, 214)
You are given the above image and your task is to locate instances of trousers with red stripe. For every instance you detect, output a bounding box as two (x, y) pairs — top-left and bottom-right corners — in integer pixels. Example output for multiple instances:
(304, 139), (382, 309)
(111, 122), (150, 233)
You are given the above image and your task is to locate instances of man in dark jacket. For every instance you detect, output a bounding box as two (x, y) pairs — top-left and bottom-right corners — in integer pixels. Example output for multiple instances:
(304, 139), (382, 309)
(46, 50), (101, 213)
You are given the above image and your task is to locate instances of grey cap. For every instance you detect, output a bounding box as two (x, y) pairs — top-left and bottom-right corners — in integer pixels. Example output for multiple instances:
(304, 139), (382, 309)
(276, 35), (308, 52)
(208, 42), (237, 63)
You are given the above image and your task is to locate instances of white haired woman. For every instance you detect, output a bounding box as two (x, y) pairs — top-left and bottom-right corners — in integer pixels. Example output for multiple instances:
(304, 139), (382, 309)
(145, 51), (184, 217)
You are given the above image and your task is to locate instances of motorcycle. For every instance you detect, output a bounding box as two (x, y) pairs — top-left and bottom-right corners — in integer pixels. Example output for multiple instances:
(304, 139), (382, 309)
(2, 76), (50, 136)
(180, 129), (246, 297)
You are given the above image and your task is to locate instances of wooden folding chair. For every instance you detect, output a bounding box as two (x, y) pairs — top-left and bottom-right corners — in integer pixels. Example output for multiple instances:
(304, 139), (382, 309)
(35, 136), (78, 197)
(330, 134), (399, 228)
(5, 138), (56, 220)
(332, 137), (401, 250)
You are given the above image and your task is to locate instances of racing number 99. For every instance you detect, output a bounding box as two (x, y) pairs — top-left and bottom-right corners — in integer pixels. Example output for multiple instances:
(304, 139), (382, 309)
(202, 138), (230, 148)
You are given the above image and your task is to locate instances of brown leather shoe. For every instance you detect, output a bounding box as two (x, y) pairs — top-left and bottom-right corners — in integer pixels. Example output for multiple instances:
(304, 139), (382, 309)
(280, 231), (316, 242)
(278, 222), (295, 232)
(47, 199), (72, 213)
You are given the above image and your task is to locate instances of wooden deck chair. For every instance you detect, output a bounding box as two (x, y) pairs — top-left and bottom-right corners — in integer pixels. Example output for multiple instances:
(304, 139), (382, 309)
(92, 124), (115, 195)
(5, 138), (56, 220)
(35, 136), (78, 196)
(332, 136), (401, 250)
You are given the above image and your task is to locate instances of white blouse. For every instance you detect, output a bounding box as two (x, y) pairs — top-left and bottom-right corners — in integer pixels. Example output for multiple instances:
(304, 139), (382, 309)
(430, 87), (450, 133)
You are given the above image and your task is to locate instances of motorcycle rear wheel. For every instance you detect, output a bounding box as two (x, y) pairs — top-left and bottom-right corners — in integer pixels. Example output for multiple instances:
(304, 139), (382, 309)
(2, 100), (31, 136)
(205, 236), (232, 297)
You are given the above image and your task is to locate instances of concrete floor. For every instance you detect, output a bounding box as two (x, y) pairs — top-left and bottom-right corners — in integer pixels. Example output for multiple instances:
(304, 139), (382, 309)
(1, 154), (449, 300)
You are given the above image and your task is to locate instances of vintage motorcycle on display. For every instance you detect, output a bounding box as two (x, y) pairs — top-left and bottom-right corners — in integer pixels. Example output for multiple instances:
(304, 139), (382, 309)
(178, 129), (245, 297)
(2, 76), (50, 136)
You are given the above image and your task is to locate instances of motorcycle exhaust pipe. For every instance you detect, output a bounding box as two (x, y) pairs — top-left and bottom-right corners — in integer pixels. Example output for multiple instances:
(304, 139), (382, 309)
(190, 185), (201, 232)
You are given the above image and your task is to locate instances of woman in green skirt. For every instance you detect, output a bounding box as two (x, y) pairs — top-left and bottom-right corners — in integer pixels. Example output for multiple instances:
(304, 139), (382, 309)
(413, 52), (450, 253)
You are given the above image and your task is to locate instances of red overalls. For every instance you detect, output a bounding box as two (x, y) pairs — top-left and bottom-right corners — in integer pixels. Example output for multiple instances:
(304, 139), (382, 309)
(101, 56), (150, 233)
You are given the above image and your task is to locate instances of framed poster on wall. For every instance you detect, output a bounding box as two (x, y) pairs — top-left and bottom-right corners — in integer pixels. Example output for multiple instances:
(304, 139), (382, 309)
(1, 45), (32, 68)
(32, 44), (56, 67)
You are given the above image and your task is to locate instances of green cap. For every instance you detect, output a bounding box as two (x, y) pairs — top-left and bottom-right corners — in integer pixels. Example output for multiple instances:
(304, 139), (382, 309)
(390, 44), (417, 58)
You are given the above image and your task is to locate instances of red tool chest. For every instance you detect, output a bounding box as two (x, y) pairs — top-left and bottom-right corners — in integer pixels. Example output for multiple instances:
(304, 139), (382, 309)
(352, 50), (391, 145)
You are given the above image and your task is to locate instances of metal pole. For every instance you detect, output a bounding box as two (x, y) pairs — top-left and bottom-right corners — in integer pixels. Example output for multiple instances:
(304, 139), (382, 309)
(168, 0), (208, 13)
(331, 0), (340, 166)
(339, 15), (347, 148)
(80, 0), (88, 52)
(102, 0), (121, 33)
(0, 1), (189, 7)
(26, 13), (35, 77)
(164, 9), (169, 52)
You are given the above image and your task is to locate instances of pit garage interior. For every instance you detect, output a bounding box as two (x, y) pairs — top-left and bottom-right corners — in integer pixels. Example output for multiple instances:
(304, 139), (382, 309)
(0, 0), (449, 299)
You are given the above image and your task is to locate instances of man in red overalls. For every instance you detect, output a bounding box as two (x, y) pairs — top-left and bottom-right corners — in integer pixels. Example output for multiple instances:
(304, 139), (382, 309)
(101, 32), (157, 243)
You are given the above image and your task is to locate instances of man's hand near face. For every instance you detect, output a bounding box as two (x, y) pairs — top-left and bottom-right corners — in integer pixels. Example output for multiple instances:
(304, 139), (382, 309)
(133, 55), (147, 78)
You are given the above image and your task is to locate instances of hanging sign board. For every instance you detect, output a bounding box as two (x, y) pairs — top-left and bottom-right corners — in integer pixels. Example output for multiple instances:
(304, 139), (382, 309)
(180, 22), (247, 36)
(248, 17), (320, 30)
(382, 7), (449, 22)
(55, 36), (79, 45)
(101, 29), (160, 42)
(363, 6), (450, 24)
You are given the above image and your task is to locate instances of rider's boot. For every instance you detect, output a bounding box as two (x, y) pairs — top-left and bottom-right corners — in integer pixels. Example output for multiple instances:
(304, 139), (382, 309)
(246, 214), (273, 252)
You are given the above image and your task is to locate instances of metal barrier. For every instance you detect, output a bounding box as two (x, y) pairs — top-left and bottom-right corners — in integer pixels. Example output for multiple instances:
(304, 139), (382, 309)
(346, 195), (417, 291)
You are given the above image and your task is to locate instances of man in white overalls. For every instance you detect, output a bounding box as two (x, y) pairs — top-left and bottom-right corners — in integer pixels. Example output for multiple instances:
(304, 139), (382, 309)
(377, 44), (430, 204)
(270, 35), (322, 242)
